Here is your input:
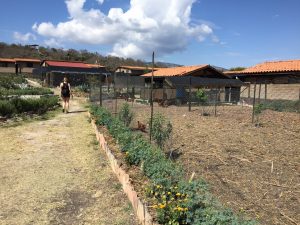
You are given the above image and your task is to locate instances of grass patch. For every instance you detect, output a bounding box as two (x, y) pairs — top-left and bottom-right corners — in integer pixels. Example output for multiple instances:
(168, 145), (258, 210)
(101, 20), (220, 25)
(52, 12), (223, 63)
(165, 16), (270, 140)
(261, 99), (300, 113)
(0, 107), (61, 128)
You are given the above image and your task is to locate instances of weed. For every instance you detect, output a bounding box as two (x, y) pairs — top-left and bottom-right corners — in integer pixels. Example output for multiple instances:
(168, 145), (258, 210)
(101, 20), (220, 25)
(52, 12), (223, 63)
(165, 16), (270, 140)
(150, 113), (172, 149)
(119, 103), (133, 127)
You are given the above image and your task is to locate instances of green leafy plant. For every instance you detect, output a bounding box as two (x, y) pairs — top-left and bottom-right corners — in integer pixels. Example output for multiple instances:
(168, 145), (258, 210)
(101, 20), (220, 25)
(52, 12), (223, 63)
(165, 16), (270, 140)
(89, 105), (256, 225)
(0, 87), (53, 96)
(195, 89), (208, 105)
(150, 113), (172, 149)
(119, 102), (134, 127)
(0, 96), (59, 118)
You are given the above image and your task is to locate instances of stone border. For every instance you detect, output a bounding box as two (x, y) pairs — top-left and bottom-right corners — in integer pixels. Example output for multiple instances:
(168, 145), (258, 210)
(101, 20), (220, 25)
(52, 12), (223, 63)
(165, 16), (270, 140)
(89, 112), (158, 225)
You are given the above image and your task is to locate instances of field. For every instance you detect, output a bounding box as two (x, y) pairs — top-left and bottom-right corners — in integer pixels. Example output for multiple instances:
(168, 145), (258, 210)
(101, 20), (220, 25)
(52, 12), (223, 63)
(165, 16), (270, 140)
(104, 100), (300, 225)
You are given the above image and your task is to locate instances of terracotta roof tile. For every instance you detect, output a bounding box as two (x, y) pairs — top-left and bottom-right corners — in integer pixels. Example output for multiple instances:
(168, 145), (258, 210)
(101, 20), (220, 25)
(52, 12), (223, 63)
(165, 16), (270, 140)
(45, 60), (90, 68)
(0, 58), (15, 63)
(118, 66), (161, 70)
(142, 65), (209, 77)
(236, 60), (300, 74)
(14, 58), (41, 63)
(85, 63), (105, 68)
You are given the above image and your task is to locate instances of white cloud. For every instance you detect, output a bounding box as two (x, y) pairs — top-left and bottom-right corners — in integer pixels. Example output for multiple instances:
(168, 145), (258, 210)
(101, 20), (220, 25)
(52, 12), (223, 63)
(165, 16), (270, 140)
(44, 38), (63, 48)
(13, 32), (36, 43)
(33, 0), (217, 58)
(96, 0), (104, 5)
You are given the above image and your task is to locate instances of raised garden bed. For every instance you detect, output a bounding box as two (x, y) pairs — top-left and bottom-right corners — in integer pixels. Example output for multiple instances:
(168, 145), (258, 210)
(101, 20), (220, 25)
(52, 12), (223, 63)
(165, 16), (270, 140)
(89, 105), (256, 225)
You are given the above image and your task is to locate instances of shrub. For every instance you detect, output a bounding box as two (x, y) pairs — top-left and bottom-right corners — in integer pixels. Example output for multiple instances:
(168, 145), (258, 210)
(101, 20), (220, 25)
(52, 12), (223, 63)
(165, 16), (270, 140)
(0, 74), (26, 89)
(119, 103), (134, 127)
(0, 96), (59, 118)
(0, 100), (16, 117)
(150, 113), (172, 149)
(74, 84), (90, 93)
(0, 87), (53, 96)
(196, 89), (208, 105)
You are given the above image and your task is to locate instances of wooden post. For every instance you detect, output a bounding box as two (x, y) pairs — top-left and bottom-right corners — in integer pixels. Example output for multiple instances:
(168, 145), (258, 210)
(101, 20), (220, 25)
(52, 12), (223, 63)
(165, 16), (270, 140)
(114, 72), (118, 116)
(150, 52), (154, 142)
(188, 77), (192, 112)
(127, 73), (129, 96)
(99, 75), (102, 107)
(258, 83), (262, 103)
(252, 83), (257, 123)
(265, 82), (267, 101)
(229, 86), (232, 103)
(214, 89), (217, 116)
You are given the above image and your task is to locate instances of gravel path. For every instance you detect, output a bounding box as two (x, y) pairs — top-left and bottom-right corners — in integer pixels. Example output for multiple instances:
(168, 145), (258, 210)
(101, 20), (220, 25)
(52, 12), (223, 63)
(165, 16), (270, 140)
(0, 98), (137, 225)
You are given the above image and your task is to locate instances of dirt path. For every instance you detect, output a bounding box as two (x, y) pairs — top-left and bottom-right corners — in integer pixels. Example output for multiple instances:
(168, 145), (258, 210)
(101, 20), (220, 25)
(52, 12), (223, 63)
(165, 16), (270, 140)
(0, 98), (137, 225)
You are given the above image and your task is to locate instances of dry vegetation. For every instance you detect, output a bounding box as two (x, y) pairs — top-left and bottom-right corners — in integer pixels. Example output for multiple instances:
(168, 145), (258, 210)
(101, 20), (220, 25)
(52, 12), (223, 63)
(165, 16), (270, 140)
(105, 100), (300, 225)
(0, 98), (137, 225)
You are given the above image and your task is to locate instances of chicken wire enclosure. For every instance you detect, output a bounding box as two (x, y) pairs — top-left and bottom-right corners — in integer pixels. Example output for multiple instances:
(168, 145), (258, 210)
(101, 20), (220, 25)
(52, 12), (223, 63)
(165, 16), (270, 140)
(89, 74), (299, 126)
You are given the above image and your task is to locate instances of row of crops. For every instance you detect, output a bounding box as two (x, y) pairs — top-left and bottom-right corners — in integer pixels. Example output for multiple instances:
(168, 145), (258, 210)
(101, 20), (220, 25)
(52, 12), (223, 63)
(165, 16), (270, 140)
(0, 74), (59, 118)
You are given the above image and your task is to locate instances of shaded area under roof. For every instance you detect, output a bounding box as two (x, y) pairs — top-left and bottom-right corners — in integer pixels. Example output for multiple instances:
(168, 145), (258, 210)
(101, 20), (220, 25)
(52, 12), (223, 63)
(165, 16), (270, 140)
(166, 76), (244, 88)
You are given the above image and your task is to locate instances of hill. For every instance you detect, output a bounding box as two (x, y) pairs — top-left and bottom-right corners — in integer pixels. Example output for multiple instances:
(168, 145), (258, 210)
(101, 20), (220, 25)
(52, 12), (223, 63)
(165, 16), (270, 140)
(0, 42), (175, 71)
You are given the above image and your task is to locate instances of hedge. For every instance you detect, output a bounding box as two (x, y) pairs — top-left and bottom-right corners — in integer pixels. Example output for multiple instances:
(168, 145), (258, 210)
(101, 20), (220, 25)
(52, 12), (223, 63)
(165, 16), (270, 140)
(90, 105), (256, 225)
(0, 87), (53, 96)
(0, 96), (59, 118)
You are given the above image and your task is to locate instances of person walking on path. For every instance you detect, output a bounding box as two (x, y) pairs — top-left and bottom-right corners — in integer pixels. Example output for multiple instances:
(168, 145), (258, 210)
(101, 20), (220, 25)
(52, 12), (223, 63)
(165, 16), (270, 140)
(60, 77), (72, 113)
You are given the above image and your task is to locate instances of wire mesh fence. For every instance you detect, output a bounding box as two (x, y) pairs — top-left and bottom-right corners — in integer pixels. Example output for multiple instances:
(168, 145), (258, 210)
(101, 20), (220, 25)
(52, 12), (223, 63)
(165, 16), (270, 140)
(89, 75), (300, 129)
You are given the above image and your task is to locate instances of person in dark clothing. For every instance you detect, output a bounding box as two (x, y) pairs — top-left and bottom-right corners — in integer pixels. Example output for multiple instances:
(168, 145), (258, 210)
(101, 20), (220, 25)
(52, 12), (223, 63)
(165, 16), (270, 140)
(60, 77), (72, 113)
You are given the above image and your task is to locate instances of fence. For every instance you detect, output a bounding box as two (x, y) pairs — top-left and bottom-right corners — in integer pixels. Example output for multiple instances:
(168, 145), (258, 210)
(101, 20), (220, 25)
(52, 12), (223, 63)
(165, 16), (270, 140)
(89, 75), (300, 129)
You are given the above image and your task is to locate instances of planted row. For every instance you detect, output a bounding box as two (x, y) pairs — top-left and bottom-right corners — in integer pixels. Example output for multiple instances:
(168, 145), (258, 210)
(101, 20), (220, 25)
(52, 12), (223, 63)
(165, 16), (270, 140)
(0, 87), (53, 96)
(90, 104), (255, 225)
(0, 96), (59, 118)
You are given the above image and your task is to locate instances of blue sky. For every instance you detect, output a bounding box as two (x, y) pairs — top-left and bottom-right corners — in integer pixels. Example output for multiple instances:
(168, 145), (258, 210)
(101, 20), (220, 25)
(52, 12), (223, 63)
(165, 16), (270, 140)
(0, 0), (299, 68)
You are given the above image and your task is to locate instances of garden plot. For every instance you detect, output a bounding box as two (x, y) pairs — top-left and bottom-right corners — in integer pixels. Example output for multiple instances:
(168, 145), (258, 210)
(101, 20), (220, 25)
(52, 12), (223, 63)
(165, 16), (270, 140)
(108, 100), (300, 225)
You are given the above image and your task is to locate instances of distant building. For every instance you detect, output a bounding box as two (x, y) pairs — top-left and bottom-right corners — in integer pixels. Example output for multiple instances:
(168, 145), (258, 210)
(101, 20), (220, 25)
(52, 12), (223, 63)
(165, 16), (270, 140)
(142, 65), (243, 103)
(0, 58), (15, 73)
(115, 66), (160, 76)
(0, 58), (41, 74)
(33, 60), (109, 86)
(225, 60), (300, 101)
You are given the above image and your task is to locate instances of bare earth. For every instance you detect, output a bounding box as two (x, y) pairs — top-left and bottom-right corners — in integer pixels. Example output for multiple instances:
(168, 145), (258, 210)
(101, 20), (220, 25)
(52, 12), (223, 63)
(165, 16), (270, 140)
(0, 98), (137, 225)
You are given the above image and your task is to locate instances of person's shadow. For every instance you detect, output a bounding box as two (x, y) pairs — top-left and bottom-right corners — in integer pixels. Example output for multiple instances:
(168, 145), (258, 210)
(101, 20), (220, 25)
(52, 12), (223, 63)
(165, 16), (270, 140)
(67, 110), (88, 114)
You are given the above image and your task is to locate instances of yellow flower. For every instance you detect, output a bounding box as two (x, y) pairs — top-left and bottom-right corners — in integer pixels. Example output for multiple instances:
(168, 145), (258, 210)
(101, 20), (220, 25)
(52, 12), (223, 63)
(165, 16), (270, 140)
(156, 185), (160, 189)
(159, 203), (166, 209)
(176, 193), (181, 196)
(152, 205), (158, 209)
(184, 208), (188, 211)
(125, 152), (129, 155)
(167, 192), (171, 195)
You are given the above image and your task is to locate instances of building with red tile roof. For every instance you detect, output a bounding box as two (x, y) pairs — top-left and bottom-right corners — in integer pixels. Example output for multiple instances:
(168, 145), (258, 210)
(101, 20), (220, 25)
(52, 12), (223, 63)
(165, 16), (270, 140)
(35, 60), (109, 86)
(0, 57), (41, 74)
(142, 65), (228, 78)
(116, 65), (162, 76)
(226, 60), (300, 101)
